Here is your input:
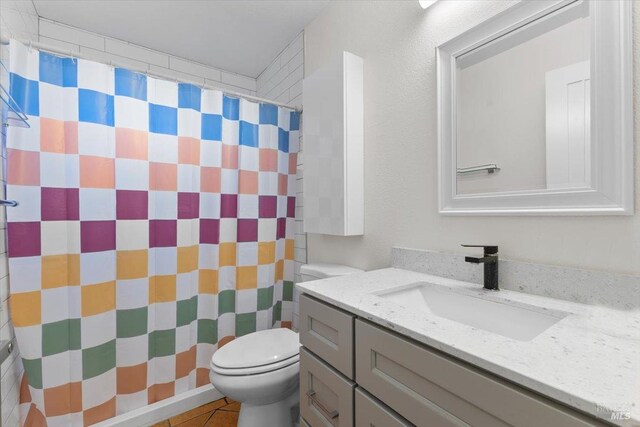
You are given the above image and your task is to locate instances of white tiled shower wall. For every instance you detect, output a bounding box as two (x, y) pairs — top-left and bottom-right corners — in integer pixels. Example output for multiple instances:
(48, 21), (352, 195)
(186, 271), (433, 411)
(0, 118), (20, 427)
(0, 2), (257, 95)
(257, 33), (305, 330)
(0, 2), (33, 425)
(0, 1), (38, 41)
(0, 78), (21, 427)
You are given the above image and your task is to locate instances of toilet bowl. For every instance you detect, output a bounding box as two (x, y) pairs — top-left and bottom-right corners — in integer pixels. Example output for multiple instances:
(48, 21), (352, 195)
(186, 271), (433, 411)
(210, 328), (300, 427)
(210, 263), (363, 427)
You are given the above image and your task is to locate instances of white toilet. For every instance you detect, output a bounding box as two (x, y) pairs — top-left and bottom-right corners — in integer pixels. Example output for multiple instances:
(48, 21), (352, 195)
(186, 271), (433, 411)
(209, 263), (363, 427)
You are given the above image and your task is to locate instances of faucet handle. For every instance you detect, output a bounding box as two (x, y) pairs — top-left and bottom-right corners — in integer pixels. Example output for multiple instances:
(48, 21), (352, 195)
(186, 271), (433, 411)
(461, 244), (498, 255)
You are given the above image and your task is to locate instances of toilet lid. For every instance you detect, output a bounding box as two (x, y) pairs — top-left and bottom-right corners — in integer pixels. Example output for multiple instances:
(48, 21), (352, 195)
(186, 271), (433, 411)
(211, 328), (300, 370)
(210, 353), (299, 376)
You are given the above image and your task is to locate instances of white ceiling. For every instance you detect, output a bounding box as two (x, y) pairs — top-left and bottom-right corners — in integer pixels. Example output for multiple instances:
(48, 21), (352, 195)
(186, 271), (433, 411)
(33, 0), (330, 78)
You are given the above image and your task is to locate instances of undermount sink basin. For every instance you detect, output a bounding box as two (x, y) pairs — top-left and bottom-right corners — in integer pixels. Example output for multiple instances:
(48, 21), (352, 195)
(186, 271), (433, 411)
(375, 282), (567, 341)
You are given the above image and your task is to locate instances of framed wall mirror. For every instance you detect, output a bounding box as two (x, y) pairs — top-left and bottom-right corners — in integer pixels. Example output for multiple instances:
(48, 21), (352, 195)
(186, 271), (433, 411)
(437, 0), (633, 215)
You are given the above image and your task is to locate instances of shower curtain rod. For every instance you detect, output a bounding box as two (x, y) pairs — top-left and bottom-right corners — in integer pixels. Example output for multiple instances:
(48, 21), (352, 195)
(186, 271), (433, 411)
(0, 37), (302, 113)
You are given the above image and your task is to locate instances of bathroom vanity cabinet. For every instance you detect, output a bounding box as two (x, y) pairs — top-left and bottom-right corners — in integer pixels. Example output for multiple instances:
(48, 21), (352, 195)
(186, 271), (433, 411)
(298, 294), (611, 427)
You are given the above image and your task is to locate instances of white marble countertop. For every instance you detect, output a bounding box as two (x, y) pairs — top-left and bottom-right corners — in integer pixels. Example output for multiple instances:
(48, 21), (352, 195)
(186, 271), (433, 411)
(296, 268), (640, 426)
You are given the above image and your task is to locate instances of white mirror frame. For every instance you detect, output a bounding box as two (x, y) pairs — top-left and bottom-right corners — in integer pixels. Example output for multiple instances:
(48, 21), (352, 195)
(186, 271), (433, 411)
(437, 0), (633, 215)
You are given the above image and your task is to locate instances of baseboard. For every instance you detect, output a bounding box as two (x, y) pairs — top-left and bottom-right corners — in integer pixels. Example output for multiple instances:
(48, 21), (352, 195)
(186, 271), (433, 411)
(94, 385), (224, 427)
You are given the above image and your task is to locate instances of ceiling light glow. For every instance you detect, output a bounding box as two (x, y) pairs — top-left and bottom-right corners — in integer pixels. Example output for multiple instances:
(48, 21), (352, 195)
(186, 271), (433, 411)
(419, 0), (437, 9)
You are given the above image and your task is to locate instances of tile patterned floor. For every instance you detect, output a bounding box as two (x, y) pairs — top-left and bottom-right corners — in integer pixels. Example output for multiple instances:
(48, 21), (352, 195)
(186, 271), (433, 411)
(152, 397), (239, 427)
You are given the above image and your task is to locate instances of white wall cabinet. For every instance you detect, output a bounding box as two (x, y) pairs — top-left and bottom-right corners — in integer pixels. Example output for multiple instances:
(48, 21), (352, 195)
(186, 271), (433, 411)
(303, 51), (364, 236)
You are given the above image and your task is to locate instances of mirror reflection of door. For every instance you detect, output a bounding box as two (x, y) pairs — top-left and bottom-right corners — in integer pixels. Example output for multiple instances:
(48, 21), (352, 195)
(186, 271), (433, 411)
(545, 61), (590, 189)
(454, 2), (590, 196)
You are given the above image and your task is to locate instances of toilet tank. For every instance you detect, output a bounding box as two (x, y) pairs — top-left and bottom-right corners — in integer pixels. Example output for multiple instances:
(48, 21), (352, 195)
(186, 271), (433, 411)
(299, 263), (363, 282)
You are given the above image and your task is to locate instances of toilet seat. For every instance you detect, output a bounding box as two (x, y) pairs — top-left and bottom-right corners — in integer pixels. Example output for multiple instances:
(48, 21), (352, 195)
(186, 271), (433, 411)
(211, 328), (300, 376)
(211, 353), (299, 376)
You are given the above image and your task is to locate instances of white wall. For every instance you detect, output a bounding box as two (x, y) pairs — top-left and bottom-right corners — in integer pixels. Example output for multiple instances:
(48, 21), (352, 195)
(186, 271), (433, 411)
(304, 0), (640, 275)
(257, 33), (305, 329)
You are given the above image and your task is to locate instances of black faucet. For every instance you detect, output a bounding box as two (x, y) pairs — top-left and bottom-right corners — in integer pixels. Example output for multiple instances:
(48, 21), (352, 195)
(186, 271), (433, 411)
(462, 245), (499, 290)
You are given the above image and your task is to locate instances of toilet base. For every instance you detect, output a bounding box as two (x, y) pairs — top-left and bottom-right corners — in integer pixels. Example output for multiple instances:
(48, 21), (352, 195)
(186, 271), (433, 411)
(237, 386), (299, 427)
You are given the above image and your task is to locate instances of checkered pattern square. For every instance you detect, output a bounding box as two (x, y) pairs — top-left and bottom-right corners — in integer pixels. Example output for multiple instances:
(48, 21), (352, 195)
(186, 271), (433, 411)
(6, 40), (299, 425)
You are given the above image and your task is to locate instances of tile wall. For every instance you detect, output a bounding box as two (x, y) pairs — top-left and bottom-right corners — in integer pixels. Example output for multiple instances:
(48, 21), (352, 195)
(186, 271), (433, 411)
(256, 33), (305, 329)
(34, 19), (257, 95)
(0, 2), (36, 425)
(0, 1), (256, 96)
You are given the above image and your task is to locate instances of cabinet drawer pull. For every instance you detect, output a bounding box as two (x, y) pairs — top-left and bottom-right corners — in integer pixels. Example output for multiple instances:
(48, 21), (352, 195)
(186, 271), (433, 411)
(307, 390), (339, 420)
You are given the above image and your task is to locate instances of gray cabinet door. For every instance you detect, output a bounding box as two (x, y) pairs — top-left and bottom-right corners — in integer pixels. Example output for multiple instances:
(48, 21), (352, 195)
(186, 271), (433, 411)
(355, 319), (608, 427)
(300, 294), (355, 378)
(355, 388), (412, 427)
(300, 347), (355, 427)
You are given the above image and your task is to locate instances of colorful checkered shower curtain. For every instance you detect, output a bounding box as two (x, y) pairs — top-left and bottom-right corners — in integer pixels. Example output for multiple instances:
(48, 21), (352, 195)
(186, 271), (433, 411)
(6, 40), (298, 426)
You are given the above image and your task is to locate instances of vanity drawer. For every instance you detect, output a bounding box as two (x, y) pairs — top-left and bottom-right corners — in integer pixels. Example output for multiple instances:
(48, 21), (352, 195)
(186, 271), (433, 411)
(300, 347), (355, 427)
(355, 388), (412, 427)
(355, 320), (607, 427)
(300, 294), (355, 378)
